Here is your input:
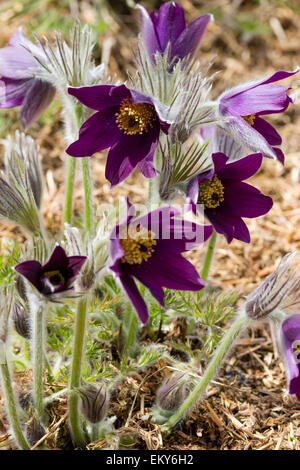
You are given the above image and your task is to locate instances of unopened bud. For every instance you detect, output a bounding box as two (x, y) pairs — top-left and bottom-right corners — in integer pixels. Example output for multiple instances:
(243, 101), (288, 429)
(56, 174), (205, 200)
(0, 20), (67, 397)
(26, 416), (45, 446)
(80, 384), (108, 424)
(12, 303), (30, 339)
(156, 372), (189, 411)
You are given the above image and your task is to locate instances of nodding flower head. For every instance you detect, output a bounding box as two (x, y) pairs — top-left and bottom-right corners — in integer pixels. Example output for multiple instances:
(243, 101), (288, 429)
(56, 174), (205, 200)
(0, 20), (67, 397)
(14, 244), (87, 299)
(245, 253), (300, 320)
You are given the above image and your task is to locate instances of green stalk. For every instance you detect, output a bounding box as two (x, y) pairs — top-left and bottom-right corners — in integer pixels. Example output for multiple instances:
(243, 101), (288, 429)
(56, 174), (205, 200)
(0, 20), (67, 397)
(201, 229), (217, 282)
(166, 314), (249, 430)
(81, 157), (94, 236)
(68, 296), (89, 448)
(0, 361), (30, 449)
(122, 303), (139, 357)
(31, 304), (45, 424)
(64, 156), (77, 225)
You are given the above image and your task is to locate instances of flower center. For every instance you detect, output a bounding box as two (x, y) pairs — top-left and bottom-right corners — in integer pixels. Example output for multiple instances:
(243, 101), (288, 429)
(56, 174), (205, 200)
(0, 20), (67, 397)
(293, 340), (300, 364)
(43, 270), (65, 286)
(115, 98), (157, 135)
(198, 175), (225, 209)
(120, 224), (157, 264)
(242, 114), (256, 126)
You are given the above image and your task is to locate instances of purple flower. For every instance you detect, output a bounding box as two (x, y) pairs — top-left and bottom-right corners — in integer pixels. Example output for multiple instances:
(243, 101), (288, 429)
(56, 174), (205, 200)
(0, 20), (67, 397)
(218, 70), (298, 163)
(15, 245), (87, 296)
(109, 204), (213, 323)
(280, 314), (300, 402)
(137, 2), (212, 64)
(0, 28), (55, 129)
(66, 84), (169, 187)
(187, 152), (273, 243)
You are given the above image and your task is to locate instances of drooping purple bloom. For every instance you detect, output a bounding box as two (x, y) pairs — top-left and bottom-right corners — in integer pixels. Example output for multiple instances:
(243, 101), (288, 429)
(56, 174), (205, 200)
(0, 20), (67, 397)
(15, 244), (87, 296)
(0, 28), (55, 129)
(109, 204), (213, 323)
(218, 69), (298, 163)
(280, 314), (300, 402)
(187, 152), (273, 243)
(137, 2), (212, 64)
(66, 84), (170, 187)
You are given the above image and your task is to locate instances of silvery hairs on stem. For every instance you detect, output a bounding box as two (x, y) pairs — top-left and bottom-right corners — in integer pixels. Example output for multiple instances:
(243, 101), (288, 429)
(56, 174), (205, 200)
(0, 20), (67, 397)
(130, 42), (218, 144)
(0, 132), (43, 235)
(244, 252), (300, 321)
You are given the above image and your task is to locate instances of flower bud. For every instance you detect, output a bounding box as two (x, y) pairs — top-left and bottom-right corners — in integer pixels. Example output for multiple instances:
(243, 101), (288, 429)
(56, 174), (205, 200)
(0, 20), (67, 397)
(26, 416), (45, 446)
(245, 253), (300, 320)
(156, 372), (189, 411)
(12, 302), (30, 339)
(80, 384), (108, 424)
(15, 275), (28, 302)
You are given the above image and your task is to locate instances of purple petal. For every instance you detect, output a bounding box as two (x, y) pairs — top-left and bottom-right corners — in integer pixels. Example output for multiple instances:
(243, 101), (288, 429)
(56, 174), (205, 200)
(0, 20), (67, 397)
(220, 69), (298, 113)
(137, 155), (156, 178)
(14, 260), (42, 291)
(131, 250), (205, 292)
(217, 153), (263, 181)
(137, 4), (162, 58)
(281, 314), (300, 401)
(152, 2), (186, 52)
(20, 79), (55, 129)
(105, 125), (159, 187)
(187, 175), (200, 204)
(211, 152), (229, 173)
(273, 147), (285, 164)
(221, 182), (273, 218)
(205, 211), (236, 243)
(0, 46), (37, 80)
(0, 77), (29, 108)
(172, 14), (212, 60)
(41, 245), (69, 272)
(68, 84), (130, 111)
(66, 107), (121, 158)
(221, 83), (293, 116)
(119, 273), (149, 323)
(252, 117), (282, 146)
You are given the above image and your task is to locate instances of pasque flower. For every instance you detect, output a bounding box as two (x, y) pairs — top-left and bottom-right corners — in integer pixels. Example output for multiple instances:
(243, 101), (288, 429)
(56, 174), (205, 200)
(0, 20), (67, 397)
(217, 70), (298, 163)
(280, 314), (300, 402)
(0, 28), (55, 129)
(110, 204), (213, 323)
(137, 2), (212, 64)
(187, 152), (273, 243)
(66, 84), (170, 186)
(15, 245), (87, 296)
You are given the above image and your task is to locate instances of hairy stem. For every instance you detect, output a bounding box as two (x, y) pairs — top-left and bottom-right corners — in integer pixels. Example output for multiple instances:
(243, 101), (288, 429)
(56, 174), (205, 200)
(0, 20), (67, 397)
(81, 157), (94, 236)
(31, 303), (45, 424)
(0, 361), (30, 449)
(122, 303), (139, 357)
(201, 229), (217, 282)
(69, 296), (89, 448)
(64, 156), (77, 225)
(166, 314), (249, 430)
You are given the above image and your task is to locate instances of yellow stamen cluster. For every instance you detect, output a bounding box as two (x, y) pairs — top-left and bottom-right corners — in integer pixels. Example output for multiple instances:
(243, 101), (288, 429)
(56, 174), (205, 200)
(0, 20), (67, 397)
(242, 114), (256, 126)
(198, 175), (225, 209)
(43, 270), (65, 286)
(115, 98), (157, 135)
(120, 224), (157, 264)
